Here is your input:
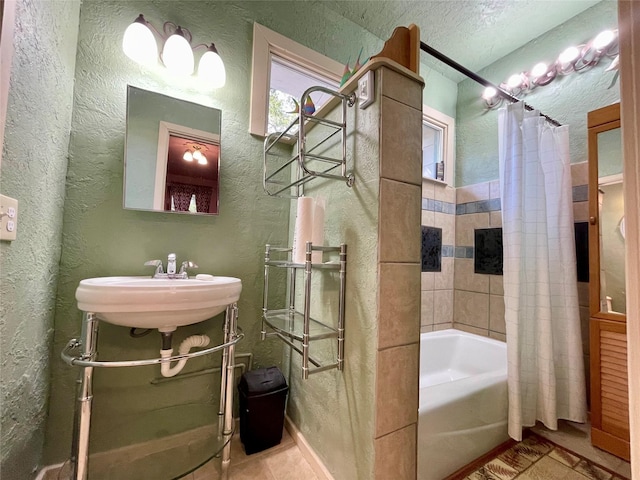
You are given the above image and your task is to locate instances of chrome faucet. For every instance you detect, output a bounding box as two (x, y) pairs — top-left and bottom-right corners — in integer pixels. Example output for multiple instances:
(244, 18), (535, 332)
(144, 259), (164, 277)
(144, 255), (198, 279)
(167, 253), (177, 275)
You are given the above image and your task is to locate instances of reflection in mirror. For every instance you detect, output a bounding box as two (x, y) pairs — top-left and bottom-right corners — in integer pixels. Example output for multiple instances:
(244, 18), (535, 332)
(597, 126), (625, 314)
(124, 86), (221, 215)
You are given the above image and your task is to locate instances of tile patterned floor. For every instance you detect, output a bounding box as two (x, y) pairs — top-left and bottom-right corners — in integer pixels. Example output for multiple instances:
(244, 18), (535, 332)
(189, 428), (319, 480)
(463, 433), (630, 480)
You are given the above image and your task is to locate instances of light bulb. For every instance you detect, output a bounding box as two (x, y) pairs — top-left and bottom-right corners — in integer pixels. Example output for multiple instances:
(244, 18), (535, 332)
(162, 28), (194, 75)
(593, 30), (615, 50)
(507, 74), (522, 88)
(198, 44), (226, 88)
(197, 154), (208, 165)
(183, 150), (193, 161)
(531, 62), (548, 78)
(122, 14), (158, 66)
(192, 149), (203, 161)
(482, 87), (497, 100)
(558, 46), (580, 64)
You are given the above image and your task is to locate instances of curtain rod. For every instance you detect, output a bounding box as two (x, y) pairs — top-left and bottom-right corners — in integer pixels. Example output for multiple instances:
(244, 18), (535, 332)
(420, 41), (562, 127)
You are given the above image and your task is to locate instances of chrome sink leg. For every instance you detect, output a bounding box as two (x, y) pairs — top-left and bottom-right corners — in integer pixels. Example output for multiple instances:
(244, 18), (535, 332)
(220, 303), (238, 480)
(70, 312), (99, 480)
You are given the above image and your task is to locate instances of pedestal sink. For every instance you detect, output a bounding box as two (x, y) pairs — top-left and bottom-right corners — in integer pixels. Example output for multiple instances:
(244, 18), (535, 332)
(75, 275), (242, 332)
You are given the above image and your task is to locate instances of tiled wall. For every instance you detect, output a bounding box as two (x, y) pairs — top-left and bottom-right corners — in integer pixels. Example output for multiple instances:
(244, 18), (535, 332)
(420, 181), (456, 333)
(420, 161), (591, 385)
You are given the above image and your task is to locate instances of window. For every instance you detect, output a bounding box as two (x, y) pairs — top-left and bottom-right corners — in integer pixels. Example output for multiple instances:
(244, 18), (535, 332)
(250, 23), (342, 137)
(422, 105), (455, 186)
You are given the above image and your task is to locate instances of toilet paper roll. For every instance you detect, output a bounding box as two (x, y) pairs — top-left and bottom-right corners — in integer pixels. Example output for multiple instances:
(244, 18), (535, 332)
(311, 197), (325, 263)
(292, 196), (314, 264)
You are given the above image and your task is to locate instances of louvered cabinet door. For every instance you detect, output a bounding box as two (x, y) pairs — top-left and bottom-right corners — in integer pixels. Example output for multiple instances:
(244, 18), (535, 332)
(590, 318), (631, 461)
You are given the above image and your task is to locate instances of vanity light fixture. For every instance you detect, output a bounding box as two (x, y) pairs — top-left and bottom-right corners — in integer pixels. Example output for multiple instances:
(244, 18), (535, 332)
(122, 14), (226, 87)
(183, 150), (194, 162)
(483, 28), (618, 108)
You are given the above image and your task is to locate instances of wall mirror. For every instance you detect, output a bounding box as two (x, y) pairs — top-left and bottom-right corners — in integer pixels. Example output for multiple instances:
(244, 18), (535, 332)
(124, 86), (221, 215)
(588, 102), (625, 319)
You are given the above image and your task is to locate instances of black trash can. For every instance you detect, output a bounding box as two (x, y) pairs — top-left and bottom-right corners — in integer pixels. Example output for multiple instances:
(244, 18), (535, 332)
(238, 366), (288, 454)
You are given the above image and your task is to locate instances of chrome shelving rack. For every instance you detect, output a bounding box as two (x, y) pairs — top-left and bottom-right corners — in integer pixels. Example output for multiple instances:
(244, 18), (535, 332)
(263, 86), (356, 198)
(261, 242), (346, 379)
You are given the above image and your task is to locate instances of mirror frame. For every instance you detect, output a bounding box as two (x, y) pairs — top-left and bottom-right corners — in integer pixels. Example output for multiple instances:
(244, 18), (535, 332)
(588, 102), (625, 322)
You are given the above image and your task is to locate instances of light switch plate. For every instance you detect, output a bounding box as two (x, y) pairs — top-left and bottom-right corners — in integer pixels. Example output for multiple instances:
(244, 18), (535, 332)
(0, 194), (18, 241)
(358, 70), (375, 109)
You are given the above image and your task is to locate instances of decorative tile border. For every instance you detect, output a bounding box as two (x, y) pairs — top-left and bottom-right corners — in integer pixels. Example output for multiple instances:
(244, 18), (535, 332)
(455, 246), (474, 258)
(422, 198), (456, 214)
(442, 245), (455, 257)
(456, 198), (501, 215)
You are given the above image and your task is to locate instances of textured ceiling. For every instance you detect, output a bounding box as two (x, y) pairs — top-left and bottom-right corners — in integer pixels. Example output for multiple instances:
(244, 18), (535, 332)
(320, 0), (603, 81)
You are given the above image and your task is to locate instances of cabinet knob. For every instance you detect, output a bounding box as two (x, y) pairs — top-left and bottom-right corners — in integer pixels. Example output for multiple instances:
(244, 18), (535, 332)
(589, 216), (597, 225)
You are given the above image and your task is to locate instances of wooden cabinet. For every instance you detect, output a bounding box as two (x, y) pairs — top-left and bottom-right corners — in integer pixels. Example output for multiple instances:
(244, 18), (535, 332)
(590, 319), (630, 459)
(588, 103), (630, 461)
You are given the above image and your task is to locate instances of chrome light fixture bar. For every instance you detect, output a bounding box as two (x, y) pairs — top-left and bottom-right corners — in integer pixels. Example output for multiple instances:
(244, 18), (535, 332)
(482, 29), (619, 108)
(122, 14), (226, 88)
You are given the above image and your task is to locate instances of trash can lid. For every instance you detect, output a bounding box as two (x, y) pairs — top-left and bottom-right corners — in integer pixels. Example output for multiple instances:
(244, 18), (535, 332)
(239, 366), (288, 396)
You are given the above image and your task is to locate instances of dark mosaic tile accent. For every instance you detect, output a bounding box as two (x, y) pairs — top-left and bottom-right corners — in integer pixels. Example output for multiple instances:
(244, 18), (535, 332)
(489, 198), (501, 211)
(575, 222), (589, 283)
(456, 203), (466, 215)
(433, 200), (443, 212)
(422, 198), (429, 210)
(441, 245), (454, 257)
(573, 184), (589, 202)
(465, 246), (474, 258)
(475, 228), (503, 275)
(421, 226), (442, 272)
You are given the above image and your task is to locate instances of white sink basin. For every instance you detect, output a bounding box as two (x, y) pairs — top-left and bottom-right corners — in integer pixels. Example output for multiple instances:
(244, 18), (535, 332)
(75, 275), (242, 332)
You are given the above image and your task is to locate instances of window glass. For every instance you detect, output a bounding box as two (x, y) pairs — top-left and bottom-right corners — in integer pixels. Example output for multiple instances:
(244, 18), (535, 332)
(422, 120), (444, 181)
(268, 55), (338, 134)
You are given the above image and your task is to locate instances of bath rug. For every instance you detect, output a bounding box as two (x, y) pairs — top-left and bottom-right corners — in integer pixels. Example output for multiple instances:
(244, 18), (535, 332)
(443, 431), (629, 480)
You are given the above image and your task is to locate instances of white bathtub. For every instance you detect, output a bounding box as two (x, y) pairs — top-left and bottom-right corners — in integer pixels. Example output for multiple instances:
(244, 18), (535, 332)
(418, 329), (508, 480)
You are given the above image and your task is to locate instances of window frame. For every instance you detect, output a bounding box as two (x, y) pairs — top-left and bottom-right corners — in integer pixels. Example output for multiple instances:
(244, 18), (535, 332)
(249, 22), (343, 137)
(422, 105), (456, 187)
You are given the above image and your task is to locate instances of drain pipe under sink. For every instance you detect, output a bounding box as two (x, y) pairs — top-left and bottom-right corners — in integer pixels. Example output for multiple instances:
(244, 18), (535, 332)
(159, 332), (211, 377)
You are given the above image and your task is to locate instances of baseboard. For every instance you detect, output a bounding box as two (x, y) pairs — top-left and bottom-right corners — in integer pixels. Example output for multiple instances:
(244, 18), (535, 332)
(284, 415), (334, 480)
(34, 462), (65, 480)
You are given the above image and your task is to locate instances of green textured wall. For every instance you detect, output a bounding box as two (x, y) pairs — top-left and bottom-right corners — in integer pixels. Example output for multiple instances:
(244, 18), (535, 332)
(0, 0), (81, 478)
(456, 0), (619, 186)
(42, 0), (387, 468)
(283, 88), (381, 479)
(421, 63), (458, 119)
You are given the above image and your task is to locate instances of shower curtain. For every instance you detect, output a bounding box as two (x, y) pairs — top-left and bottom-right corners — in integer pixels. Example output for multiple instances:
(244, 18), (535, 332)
(498, 102), (587, 440)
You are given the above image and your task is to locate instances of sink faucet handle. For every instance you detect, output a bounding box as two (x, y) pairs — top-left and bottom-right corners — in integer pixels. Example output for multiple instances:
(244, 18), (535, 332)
(179, 261), (198, 276)
(144, 259), (164, 276)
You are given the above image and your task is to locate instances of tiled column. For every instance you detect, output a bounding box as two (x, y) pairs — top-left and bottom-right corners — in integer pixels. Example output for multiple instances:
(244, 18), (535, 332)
(373, 66), (423, 479)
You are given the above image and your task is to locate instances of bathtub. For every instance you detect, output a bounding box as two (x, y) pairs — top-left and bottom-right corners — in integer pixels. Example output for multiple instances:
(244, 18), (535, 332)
(417, 329), (508, 480)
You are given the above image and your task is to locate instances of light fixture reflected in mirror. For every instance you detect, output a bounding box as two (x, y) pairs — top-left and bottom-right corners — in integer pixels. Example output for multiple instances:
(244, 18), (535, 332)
(182, 145), (208, 165)
(122, 14), (225, 87)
